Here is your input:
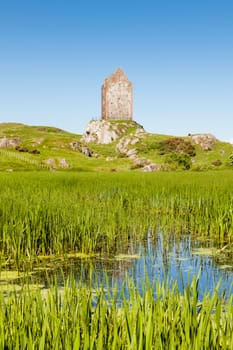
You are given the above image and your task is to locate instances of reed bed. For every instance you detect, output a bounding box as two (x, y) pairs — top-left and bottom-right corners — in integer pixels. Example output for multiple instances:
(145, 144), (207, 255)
(0, 171), (233, 266)
(0, 275), (232, 349)
(0, 171), (233, 348)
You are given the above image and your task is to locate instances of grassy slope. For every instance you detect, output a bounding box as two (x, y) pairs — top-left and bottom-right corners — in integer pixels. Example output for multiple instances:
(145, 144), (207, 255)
(0, 122), (232, 171)
(136, 133), (233, 170)
(0, 123), (131, 171)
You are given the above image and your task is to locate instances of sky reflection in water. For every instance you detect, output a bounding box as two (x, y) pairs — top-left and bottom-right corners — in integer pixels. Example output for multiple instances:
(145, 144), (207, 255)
(72, 233), (233, 300)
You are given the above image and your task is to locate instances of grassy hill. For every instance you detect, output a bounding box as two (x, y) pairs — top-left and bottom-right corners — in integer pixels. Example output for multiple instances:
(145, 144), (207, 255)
(0, 122), (232, 172)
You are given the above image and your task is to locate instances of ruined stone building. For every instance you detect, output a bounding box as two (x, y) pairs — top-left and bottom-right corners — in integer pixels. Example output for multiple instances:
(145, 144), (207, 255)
(101, 68), (133, 120)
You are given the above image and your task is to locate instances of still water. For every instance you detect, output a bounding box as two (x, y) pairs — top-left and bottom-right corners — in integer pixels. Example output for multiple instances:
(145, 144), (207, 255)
(40, 232), (233, 299)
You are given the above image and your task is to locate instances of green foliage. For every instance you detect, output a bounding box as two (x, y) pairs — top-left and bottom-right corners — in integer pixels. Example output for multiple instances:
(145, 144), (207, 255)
(0, 171), (233, 267)
(136, 140), (158, 154)
(0, 275), (233, 349)
(137, 137), (196, 170)
(165, 153), (192, 170)
(158, 137), (196, 156)
(1, 123), (233, 171)
(212, 159), (222, 167)
(0, 169), (233, 348)
(229, 153), (233, 166)
(152, 137), (196, 170)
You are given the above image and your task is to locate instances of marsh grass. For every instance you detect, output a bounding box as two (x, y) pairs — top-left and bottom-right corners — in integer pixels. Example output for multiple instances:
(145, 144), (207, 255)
(0, 171), (233, 348)
(0, 171), (233, 268)
(0, 274), (232, 349)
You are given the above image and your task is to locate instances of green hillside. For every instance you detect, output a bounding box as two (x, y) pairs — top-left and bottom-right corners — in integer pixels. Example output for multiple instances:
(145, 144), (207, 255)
(0, 122), (232, 172)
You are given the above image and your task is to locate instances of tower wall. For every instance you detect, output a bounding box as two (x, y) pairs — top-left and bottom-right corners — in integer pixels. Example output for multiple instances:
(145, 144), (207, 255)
(101, 68), (133, 120)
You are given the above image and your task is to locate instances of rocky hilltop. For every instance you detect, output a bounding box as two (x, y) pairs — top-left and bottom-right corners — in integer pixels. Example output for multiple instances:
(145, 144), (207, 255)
(81, 120), (163, 171)
(82, 120), (144, 144)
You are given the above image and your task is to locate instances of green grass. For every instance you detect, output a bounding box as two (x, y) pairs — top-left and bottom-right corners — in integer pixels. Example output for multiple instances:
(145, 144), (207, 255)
(136, 133), (233, 170)
(0, 171), (233, 268)
(0, 274), (232, 349)
(0, 169), (233, 348)
(193, 140), (233, 170)
(0, 122), (118, 170)
(1, 122), (233, 171)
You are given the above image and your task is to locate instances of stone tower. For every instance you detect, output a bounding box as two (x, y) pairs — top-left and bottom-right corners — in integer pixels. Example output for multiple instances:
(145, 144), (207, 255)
(101, 68), (133, 120)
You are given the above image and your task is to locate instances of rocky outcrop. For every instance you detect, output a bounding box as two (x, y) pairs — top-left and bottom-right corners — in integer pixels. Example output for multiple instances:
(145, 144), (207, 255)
(140, 163), (162, 172)
(82, 120), (157, 171)
(189, 134), (217, 151)
(116, 135), (139, 156)
(82, 120), (119, 144)
(134, 158), (150, 167)
(59, 158), (70, 168)
(0, 137), (21, 148)
(116, 134), (160, 172)
(70, 141), (81, 151)
(81, 120), (144, 144)
(45, 158), (56, 167)
(70, 141), (93, 157)
(81, 146), (92, 157)
(106, 157), (116, 161)
(44, 158), (70, 168)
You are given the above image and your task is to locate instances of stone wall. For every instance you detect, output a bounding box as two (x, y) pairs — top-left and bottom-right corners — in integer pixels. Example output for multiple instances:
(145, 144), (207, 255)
(101, 68), (133, 120)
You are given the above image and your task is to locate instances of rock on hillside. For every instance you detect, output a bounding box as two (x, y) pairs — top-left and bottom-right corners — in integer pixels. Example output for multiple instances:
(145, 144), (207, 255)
(82, 120), (162, 171)
(81, 120), (144, 144)
(189, 134), (217, 151)
(0, 137), (21, 148)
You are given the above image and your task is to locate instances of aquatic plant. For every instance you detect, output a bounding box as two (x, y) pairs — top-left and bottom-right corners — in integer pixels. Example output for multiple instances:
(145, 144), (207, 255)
(0, 171), (233, 348)
(0, 275), (232, 349)
(0, 171), (232, 267)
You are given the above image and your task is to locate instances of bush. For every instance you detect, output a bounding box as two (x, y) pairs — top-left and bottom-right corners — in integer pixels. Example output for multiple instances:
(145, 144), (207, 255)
(212, 159), (222, 167)
(15, 146), (40, 154)
(15, 146), (29, 153)
(165, 153), (192, 170)
(158, 137), (196, 157)
(229, 154), (233, 166)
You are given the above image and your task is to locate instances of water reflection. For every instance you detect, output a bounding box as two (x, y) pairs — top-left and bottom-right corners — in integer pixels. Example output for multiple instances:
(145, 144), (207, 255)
(131, 233), (233, 298)
(35, 232), (233, 299)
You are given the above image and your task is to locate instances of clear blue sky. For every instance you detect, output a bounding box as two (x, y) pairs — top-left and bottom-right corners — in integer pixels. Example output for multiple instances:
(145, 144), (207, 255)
(0, 0), (232, 141)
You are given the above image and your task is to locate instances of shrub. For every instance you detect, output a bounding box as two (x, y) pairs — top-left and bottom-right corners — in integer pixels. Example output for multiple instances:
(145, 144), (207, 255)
(165, 153), (192, 170)
(158, 137), (196, 156)
(15, 146), (40, 154)
(15, 146), (29, 153)
(229, 153), (233, 166)
(212, 159), (222, 167)
(130, 163), (144, 170)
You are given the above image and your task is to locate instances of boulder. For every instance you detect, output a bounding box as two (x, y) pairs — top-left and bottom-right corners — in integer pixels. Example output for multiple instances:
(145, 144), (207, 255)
(81, 146), (92, 157)
(126, 148), (137, 158)
(45, 158), (56, 167)
(81, 120), (119, 144)
(70, 141), (82, 150)
(140, 163), (161, 172)
(44, 158), (70, 168)
(106, 157), (116, 161)
(70, 141), (93, 157)
(189, 134), (217, 151)
(0, 137), (21, 148)
(116, 136), (135, 154)
(134, 158), (150, 166)
(59, 158), (70, 168)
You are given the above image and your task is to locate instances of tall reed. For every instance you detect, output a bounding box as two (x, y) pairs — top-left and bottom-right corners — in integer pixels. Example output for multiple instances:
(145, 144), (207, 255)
(0, 274), (232, 349)
(0, 171), (232, 266)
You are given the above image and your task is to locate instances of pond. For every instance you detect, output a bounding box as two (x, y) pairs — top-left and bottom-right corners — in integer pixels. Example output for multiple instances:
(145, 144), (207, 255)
(30, 232), (233, 300)
(2, 232), (233, 300)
